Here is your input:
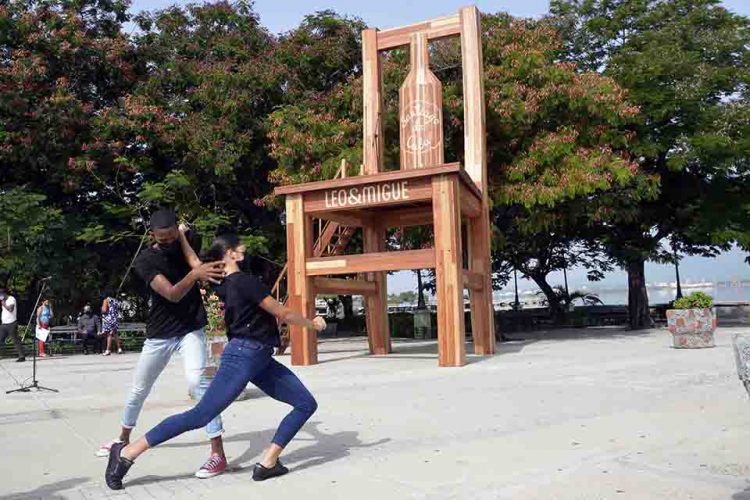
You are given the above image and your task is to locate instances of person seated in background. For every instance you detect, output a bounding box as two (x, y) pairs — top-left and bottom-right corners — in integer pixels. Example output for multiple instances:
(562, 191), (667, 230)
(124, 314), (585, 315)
(78, 305), (102, 354)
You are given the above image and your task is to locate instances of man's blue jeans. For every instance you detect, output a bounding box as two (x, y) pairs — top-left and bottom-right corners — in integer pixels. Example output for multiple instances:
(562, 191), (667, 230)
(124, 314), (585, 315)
(145, 337), (317, 448)
(121, 328), (223, 438)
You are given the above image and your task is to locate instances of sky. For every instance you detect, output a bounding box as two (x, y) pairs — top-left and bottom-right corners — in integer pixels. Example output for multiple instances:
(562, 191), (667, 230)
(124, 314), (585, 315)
(126, 0), (750, 295)
(128, 0), (750, 34)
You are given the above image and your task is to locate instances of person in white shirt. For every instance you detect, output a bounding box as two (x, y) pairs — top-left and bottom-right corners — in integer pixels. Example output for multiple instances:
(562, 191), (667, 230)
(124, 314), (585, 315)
(0, 288), (25, 362)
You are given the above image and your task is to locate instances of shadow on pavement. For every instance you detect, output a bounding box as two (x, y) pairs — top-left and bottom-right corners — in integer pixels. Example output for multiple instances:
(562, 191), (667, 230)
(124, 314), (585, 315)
(0, 477), (89, 500)
(130, 421), (390, 486)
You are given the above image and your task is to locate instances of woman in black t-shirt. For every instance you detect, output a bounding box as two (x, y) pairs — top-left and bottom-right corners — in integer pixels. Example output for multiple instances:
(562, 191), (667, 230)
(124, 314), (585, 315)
(106, 234), (326, 490)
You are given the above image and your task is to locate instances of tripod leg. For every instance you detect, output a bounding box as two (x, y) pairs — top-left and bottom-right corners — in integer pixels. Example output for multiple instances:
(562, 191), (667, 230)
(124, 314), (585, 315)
(33, 385), (58, 393)
(6, 386), (31, 394)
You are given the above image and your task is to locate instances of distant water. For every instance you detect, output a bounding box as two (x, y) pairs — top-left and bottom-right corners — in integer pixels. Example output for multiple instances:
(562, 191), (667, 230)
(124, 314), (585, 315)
(493, 283), (750, 306)
(594, 285), (750, 306)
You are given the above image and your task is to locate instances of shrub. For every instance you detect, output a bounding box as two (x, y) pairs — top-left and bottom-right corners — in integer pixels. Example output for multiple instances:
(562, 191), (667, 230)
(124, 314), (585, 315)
(673, 291), (714, 310)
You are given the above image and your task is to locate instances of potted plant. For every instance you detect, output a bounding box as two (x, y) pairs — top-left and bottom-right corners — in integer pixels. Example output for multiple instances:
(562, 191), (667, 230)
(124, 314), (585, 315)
(666, 291), (716, 348)
(195, 288), (252, 400)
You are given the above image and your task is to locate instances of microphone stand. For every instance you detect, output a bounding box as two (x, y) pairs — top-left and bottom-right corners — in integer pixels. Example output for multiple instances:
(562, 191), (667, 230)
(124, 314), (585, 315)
(7, 279), (58, 393)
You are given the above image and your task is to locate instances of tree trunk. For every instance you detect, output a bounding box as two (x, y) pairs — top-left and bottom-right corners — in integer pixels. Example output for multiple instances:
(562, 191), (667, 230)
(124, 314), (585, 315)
(530, 273), (562, 321)
(673, 248), (683, 300)
(416, 270), (427, 309)
(627, 258), (651, 329)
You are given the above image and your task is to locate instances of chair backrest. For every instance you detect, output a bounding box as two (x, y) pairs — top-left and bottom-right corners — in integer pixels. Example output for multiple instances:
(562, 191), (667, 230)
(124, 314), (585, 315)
(361, 6), (489, 200)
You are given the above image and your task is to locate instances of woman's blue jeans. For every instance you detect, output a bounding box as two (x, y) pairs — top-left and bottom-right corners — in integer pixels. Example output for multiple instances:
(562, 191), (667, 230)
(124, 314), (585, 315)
(145, 337), (317, 448)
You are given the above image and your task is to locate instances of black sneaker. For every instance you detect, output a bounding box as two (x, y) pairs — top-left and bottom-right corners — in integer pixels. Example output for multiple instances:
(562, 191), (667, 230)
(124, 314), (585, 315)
(105, 441), (134, 490)
(15, 357), (25, 362)
(252, 460), (289, 481)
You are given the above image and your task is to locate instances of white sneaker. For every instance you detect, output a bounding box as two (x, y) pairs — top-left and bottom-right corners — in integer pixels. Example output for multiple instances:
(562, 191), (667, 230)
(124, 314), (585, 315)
(102, 351), (111, 356)
(95, 439), (124, 457)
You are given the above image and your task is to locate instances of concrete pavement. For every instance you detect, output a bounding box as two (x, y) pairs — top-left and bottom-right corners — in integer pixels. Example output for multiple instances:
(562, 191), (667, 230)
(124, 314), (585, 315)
(1, 326), (749, 499)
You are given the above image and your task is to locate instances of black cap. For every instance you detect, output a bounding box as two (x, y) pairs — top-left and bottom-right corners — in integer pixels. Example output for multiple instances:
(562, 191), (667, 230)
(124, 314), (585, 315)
(150, 209), (177, 230)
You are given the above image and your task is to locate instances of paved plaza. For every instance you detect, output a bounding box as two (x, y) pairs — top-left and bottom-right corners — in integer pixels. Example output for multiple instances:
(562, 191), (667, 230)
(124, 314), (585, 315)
(0, 327), (749, 499)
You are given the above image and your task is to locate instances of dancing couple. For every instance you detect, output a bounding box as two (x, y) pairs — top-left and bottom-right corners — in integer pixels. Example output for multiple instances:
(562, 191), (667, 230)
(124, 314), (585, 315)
(103, 210), (326, 490)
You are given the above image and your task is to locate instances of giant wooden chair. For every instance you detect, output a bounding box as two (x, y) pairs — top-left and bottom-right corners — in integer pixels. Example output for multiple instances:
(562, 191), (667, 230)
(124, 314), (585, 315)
(274, 6), (495, 367)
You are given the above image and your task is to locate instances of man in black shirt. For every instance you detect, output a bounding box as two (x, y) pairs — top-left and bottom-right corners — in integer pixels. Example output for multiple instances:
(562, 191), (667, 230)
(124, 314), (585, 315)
(95, 209), (230, 479)
(78, 305), (102, 354)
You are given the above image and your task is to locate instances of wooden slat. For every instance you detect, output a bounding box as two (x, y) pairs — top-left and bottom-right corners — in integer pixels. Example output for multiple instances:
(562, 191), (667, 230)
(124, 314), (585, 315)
(458, 168), (483, 201)
(305, 249), (435, 276)
(377, 14), (461, 50)
(304, 175), (434, 214)
(363, 224), (391, 355)
(468, 215), (495, 356)
(313, 277), (378, 296)
(460, 184), (481, 219)
(271, 263), (287, 301)
(285, 194), (317, 365)
(460, 6), (487, 195)
(275, 162), (461, 195)
(463, 270), (484, 291)
(378, 205), (433, 229)
(313, 221), (338, 256)
(461, 6), (496, 356)
(317, 211), (369, 227)
(432, 175), (466, 367)
(362, 28), (384, 175)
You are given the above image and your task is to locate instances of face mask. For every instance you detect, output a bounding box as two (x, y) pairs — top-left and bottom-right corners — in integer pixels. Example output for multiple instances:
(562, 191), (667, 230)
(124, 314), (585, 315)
(158, 240), (181, 257)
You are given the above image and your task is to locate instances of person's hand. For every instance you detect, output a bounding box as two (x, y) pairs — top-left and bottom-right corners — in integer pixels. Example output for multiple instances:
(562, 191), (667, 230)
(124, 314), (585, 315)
(312, 316), (327, 332)
(193, 261), (225, 284)
(178, 222), (189, 233)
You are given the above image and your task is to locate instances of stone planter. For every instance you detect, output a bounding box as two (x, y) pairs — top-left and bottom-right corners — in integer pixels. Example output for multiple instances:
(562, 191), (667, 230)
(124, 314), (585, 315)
(732, 334), (750, 396)
(413, 309), (432, 339)
(666, 308), (716, 348)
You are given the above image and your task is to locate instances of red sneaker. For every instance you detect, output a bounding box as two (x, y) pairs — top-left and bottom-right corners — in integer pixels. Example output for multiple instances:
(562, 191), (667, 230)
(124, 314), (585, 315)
(195, 453), (227, 479)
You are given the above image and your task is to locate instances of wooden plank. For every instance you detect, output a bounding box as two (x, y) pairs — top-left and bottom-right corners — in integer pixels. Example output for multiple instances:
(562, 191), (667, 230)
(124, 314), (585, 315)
(463, 270), (484, 291)
(305, 249), (435, 276)
(316, 211), (369, 227)
(313, 277), (378, 296)
(399, 32), (444, 170)
(377, 14), (461, 50)
(461, 6), (495, 356)
(460, 184), (482, 219)
(362, 28), (384, 175)
(460, 6), (488, 194)
(304, 175), (434, 214)
(458, 168), (483, 203)
(313, 221), (339, 257)
(285, 194), (317, 365)
(432, 175), (466, 367)
(378, 205), (433, 229)
(363, 224), (391, 355)
(468, 215), (496, 356)
(275, 162), (460, 195)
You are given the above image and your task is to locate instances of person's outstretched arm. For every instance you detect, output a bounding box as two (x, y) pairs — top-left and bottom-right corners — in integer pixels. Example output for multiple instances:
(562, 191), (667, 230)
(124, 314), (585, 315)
(149, 263), (224, 304)
(259, 296), (326, 332)
(178, 223), (202, 270)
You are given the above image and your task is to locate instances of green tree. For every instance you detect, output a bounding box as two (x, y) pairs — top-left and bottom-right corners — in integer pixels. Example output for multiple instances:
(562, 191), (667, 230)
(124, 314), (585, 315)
(73, 1), (280, 253)
(550, 0), (750, 327)
(0, 0), (140, 316)
(267, 14), (650, 316)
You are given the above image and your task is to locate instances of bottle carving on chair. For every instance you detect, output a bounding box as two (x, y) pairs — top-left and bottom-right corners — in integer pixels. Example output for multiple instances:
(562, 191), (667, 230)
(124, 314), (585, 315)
(399, 31), (444, 170)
